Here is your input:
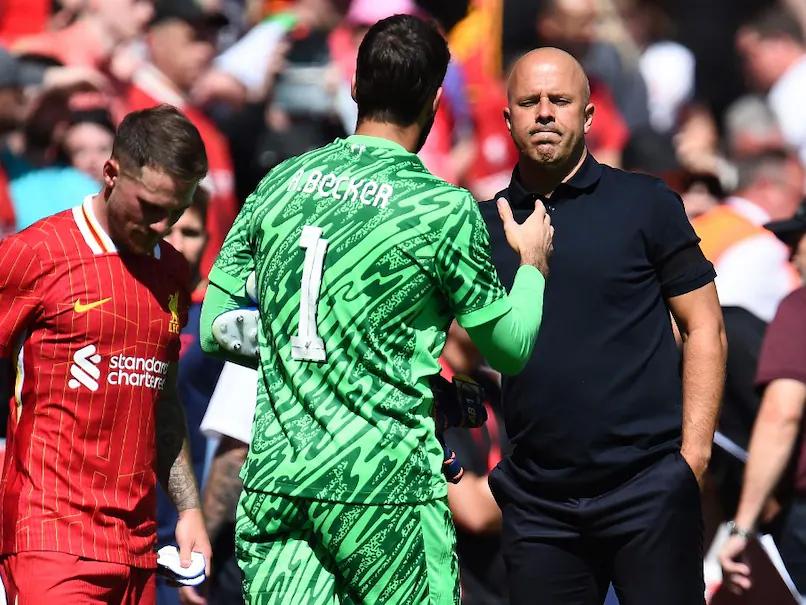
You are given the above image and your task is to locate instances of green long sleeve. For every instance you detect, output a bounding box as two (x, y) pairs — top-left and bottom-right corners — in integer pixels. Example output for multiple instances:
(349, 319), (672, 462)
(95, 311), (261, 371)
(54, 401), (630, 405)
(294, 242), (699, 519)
(465, 265), (545, 375)
(201, 265), (545, 376)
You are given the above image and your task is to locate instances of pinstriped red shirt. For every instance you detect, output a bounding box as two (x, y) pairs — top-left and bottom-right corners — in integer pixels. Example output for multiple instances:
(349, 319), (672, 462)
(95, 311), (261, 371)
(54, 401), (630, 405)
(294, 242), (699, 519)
(0, 196), (189, 568)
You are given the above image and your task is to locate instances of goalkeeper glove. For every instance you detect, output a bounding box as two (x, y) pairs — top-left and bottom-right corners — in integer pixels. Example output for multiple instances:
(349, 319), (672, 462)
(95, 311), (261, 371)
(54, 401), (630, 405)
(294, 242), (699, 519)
(430, 373), (488, 484)
(431, 373), (487, 432)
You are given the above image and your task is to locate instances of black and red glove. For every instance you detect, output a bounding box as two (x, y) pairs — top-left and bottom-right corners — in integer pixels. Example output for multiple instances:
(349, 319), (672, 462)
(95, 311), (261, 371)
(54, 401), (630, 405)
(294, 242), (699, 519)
(430, 373), (487, 483)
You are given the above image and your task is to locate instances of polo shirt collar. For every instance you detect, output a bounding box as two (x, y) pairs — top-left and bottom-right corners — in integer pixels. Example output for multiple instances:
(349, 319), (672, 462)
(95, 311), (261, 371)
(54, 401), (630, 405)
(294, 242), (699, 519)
(503, 150), (602, 207)
(565, 150), (603, 190)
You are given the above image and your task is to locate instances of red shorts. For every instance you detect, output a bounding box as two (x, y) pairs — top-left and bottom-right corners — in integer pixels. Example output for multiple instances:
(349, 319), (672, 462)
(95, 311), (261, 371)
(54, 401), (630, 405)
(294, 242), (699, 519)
(0, 551), (155, 604)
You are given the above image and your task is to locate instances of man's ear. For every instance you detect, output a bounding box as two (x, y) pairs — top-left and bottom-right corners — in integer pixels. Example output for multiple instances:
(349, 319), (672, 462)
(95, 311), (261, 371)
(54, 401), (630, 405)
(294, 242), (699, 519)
(351, 74), (357, 103)
(503, 107), (512, 134)
(583, 102), (595, 134)
(103, 158), (119, 190)
(432, 86), (443, 114)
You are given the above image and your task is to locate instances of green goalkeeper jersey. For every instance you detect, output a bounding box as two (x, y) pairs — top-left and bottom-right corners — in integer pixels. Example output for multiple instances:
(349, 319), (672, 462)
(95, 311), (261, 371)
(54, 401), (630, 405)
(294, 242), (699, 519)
(209, 134), (510, 504)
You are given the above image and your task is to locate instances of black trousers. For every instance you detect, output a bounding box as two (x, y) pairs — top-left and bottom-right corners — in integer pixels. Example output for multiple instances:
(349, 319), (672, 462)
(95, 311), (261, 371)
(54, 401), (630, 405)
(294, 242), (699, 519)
(491, 451), (704, 605)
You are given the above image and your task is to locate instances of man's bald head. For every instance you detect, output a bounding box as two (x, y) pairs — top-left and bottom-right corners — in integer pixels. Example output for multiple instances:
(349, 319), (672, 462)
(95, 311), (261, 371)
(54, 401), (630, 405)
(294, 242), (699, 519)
(508, 48), (591, 105)
(503, 47), (594, 170)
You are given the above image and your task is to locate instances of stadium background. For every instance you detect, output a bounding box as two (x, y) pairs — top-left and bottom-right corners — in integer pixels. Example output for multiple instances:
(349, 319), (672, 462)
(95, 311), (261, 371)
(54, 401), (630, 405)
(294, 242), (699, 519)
(1, 0), (805, 603)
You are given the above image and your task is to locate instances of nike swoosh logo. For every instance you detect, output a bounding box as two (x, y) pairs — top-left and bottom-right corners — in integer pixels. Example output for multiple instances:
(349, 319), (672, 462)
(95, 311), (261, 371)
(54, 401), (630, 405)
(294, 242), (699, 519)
(74, 298), (112, 313)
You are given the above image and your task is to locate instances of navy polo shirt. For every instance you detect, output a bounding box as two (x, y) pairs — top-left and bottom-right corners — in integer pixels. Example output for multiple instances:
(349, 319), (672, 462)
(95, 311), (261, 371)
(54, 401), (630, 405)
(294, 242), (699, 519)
(480, 152), (716, 498)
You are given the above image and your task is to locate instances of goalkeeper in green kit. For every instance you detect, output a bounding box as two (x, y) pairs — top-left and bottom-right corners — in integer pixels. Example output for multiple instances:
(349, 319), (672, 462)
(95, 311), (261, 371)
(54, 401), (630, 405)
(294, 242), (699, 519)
(200, 14), (553, 605)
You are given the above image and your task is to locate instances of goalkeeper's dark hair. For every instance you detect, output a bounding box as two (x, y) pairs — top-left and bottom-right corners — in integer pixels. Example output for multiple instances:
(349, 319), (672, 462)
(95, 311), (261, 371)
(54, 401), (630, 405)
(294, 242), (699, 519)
(112, 104), (208, 184)
(355, 14), (450, 126)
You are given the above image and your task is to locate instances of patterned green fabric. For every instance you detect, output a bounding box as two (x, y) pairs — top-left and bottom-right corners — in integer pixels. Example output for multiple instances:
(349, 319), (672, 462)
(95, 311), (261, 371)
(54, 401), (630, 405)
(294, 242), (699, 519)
(209, 134), (508, 504)
(236, 489), (459, 604)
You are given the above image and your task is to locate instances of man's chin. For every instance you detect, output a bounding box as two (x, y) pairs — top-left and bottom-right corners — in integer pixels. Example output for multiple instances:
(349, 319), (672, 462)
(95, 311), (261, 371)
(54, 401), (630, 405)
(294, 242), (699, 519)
(122, 239), (157, 256)
(528, 146), (561, 165)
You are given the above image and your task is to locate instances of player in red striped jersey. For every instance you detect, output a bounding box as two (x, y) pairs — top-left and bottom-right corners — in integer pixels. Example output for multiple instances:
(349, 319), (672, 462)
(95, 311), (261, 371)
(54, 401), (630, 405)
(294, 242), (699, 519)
(0, 104), (212, 604)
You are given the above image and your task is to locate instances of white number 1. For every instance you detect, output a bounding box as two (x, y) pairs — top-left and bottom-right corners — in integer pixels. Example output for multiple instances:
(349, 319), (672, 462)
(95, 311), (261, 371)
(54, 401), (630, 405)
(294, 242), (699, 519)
(291, 225), (329, 361)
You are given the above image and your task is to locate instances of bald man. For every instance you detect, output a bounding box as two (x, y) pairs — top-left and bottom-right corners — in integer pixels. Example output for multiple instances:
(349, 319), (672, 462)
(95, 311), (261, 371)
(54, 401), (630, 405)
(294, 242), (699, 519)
(479, 48), (726, 605)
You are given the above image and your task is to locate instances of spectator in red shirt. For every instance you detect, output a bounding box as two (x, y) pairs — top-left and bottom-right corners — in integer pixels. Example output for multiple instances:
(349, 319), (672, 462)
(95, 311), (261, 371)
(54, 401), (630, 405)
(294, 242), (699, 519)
(126, 0), (238, 277)
(720, 201), (806, 597)
(0, 0), (50, 47)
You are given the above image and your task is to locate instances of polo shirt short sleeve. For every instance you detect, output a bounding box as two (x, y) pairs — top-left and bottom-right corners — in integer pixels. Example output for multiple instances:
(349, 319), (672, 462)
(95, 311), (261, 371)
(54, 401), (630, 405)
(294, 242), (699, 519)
(647, 180), (716, 298)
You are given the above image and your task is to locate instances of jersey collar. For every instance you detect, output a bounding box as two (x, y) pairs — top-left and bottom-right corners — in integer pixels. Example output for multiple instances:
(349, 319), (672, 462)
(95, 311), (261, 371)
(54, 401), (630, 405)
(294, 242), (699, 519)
(72, 195), (162, 257)
(500, 150), (602, 208)
(73, 195), (117, 254)
(344, 134), (410, 155)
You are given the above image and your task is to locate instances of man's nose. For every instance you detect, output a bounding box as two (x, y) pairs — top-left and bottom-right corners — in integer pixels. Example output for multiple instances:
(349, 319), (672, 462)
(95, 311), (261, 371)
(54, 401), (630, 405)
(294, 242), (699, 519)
(536, 98), (554, 121)
(151, 217), (173, 236)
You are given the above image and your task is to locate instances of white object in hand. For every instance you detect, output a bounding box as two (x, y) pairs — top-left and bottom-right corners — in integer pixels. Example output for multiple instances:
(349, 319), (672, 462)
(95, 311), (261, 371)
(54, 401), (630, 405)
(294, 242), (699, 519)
(156, 545), (206, 586)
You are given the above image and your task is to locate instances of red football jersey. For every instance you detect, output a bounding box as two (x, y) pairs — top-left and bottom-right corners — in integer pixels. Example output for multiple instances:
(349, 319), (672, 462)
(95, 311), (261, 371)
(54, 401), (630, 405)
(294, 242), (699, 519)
(0, 196), (190, 568)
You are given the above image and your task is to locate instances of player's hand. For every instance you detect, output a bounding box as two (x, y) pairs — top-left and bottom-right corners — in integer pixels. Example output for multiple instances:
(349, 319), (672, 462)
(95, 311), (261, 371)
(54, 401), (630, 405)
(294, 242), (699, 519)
(496, 197), (554, 277)
(179, 585), (207, 605)
(175, 507), (212, 579)
(438, 435), (464, 484)
(718, 534), (752, 594)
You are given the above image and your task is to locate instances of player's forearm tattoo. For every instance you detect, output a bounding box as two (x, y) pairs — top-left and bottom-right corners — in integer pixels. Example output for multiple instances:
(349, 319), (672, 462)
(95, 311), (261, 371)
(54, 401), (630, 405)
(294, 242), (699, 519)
(156, 375), (201, 512)
(202, 437), (248, 542)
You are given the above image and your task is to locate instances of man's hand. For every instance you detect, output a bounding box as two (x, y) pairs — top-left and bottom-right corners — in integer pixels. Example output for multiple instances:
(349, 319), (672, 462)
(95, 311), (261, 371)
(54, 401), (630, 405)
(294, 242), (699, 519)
(719, 534), (752, 594)
(175, 507), (212, 578)
(680, 447), (709, 489)
(496, 197), (554, 277)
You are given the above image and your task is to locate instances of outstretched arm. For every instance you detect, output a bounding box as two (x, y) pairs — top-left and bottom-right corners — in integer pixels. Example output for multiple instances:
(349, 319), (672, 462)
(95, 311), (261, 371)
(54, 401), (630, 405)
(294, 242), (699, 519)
(462, 197), (552, 375)
(465, 265), (545, 375)
(719, 378), (806, 593)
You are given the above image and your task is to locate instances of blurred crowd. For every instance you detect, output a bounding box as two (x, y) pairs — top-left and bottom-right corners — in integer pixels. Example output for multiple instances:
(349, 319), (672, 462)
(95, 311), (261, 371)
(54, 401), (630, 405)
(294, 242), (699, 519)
(2, 0), (805, 257)
(2, 0), (806, 603)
